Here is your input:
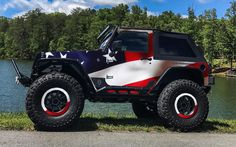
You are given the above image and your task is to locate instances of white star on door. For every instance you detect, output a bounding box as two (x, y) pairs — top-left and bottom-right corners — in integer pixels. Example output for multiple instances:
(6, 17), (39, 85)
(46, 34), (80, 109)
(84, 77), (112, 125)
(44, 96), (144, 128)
(103, 49), (117, 64)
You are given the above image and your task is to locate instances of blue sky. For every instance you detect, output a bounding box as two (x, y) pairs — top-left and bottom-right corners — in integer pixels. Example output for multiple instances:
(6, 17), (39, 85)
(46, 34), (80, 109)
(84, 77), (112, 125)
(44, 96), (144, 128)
(0, 0), (233, 18)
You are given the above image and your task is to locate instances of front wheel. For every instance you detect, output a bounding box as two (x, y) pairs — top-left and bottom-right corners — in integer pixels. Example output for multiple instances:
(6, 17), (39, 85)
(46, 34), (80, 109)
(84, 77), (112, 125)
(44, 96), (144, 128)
(26, 72), (85, 131)
(157, 79), (209, 131)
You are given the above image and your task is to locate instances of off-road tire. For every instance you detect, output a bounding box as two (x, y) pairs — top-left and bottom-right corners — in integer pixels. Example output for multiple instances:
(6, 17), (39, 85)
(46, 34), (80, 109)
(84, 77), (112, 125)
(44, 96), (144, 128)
(132, 102), (159, 119)
(26, 72), (85, 131)
(157, 79), (209, 131)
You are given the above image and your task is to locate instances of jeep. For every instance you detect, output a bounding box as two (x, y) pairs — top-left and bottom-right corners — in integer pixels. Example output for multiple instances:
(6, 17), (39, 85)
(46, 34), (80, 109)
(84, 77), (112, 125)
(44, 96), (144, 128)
(12, 25), (215, 131)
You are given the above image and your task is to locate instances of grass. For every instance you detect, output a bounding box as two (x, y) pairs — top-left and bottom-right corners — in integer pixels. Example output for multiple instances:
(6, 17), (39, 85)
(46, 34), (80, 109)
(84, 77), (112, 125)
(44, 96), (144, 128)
(1, 113), (236, 133)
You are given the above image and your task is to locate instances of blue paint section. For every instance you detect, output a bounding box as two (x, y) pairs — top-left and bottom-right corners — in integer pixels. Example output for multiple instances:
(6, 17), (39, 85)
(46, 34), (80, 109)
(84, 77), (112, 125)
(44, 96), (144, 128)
(45, 50), (125, 74)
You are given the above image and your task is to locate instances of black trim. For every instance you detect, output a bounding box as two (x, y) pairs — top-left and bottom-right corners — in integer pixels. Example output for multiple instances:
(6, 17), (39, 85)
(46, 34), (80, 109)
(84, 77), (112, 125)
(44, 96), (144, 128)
(92, 94), (156, 103)
(31, 58), (96, 94)
(97, 25), (113, 41)
(120, 27), (191, 36)
(150, 67), (204, 94)
(114, 31), (149, 53)
(153, 30), (205, 62)
(94, 86), (156, 103)
(91, 78), (108, 89)
(104, 26), (118, 52)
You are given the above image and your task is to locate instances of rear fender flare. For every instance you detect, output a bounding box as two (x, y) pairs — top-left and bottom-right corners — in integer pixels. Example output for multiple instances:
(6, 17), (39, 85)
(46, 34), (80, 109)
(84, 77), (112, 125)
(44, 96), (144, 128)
(151, 67), (204, 94)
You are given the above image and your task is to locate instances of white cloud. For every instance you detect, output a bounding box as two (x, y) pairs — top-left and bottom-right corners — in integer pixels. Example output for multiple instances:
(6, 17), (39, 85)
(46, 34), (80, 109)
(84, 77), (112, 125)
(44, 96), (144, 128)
(147, 11), (159, 16)
(91, 0), (137, 6)
(197, 0), (212, 4)
(3, 0), (137, 18)
(181, 14), (188, 18)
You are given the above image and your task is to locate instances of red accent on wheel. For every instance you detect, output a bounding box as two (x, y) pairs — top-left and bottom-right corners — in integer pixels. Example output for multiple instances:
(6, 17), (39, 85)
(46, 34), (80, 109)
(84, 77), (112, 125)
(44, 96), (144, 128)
(45, 101), (70, 117)
(178, 105), (198, 119)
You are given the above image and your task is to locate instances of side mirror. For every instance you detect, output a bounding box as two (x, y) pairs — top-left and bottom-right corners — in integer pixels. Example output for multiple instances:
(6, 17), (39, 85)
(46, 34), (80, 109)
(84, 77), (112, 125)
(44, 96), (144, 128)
(112, 40), (122, 52)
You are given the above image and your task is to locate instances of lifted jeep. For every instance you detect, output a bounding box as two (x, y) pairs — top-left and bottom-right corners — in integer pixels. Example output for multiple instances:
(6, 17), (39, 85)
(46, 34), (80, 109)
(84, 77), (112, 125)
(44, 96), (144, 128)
(12, 25), (214, 131)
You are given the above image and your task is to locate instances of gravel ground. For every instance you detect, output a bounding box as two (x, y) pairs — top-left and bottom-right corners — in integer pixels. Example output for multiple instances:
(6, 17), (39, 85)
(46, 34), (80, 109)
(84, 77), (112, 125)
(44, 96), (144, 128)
(1, 131), (236, 147)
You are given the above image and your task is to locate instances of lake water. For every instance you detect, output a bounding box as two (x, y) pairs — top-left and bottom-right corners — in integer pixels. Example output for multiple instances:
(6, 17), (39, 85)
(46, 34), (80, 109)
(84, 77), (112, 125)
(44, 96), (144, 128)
(0, 60), (236, 119)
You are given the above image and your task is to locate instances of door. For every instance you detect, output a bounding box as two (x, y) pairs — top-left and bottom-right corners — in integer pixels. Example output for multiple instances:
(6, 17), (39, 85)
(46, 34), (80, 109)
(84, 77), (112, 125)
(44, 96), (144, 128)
(105, 30), (159, 88)
(88, 30), (158, 90)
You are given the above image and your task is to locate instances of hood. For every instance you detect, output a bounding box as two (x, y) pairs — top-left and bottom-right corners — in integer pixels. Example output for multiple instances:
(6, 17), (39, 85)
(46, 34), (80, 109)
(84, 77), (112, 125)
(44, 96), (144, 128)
(34, 49), (115, 74)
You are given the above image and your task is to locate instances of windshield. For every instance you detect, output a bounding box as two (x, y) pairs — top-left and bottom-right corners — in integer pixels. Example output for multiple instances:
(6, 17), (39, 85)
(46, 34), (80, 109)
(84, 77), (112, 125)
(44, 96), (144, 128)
(99, 32), (112, 50)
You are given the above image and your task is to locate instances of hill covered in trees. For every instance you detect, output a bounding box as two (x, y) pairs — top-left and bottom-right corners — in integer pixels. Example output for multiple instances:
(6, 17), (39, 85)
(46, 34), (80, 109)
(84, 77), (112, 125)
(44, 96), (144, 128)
(0, 1), (235, 68)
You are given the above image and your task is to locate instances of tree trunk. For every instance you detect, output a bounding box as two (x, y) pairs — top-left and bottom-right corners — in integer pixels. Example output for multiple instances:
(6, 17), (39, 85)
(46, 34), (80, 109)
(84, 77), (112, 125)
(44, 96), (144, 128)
(230, 57), (233, 71)
(233, 51), (235, 70)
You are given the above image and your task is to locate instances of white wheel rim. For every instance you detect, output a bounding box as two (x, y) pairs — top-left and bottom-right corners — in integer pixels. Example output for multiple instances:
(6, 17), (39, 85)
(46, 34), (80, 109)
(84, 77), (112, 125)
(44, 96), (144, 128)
(41, 87), (70, 112)
(174, 93), (198, 117)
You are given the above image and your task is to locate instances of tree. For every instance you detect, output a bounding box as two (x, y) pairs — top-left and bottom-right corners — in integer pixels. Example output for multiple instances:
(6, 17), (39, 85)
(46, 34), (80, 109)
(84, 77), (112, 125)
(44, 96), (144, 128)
(0, 17), (9, 33)
(111, 4), (129, 25)
(0, 1), (234, 66)
(225, 1), (236, 70)
(156, 11), (182, 32)
(202, 9), (218, 64)
(182, 7), (202, 45)
(57, 37), (68, 51)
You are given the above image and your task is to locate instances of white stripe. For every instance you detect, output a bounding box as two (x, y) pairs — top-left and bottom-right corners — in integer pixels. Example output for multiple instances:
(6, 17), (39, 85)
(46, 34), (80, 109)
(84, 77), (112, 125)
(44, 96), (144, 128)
(89, 59), (192, 86)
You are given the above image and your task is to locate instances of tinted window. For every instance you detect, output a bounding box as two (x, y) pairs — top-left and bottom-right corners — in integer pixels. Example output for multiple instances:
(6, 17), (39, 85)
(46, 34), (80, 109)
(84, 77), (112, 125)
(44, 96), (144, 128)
(115, 31), (148, 52)
(159, 36), (196, 57)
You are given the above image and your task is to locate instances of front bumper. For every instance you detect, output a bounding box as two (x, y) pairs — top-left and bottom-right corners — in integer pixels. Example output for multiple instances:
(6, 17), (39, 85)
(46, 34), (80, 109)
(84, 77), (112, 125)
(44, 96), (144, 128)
(11, 59), (31, 87)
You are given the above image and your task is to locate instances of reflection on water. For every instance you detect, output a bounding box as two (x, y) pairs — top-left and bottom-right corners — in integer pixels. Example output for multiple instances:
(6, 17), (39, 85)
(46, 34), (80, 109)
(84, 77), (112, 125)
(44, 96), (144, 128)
(0, 60), (236, 119)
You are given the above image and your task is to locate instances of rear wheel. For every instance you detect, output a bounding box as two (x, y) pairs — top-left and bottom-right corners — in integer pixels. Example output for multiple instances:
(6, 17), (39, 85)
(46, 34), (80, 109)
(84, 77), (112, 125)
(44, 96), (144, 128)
(26, 72), (85, 131)
(132, 102), (159, 119)
(157, 79), (209, 131)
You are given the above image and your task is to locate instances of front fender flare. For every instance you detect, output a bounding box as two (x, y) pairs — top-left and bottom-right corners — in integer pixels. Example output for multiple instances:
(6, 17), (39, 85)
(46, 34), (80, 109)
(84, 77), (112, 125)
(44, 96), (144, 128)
(31, 58), (96, 93)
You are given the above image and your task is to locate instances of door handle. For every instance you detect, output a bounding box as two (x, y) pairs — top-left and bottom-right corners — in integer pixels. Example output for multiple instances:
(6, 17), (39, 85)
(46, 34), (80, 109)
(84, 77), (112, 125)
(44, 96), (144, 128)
(140, 57), (152, 61)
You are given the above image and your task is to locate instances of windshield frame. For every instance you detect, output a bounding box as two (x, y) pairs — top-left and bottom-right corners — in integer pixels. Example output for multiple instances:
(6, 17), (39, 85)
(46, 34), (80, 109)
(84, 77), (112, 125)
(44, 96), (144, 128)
(98, 25), (118, 51)
(99, 32), (112, 50)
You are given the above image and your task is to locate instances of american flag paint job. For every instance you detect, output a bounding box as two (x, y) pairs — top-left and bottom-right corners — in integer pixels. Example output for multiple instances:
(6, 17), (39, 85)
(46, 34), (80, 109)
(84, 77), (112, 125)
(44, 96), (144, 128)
(43, 32), (209, 91)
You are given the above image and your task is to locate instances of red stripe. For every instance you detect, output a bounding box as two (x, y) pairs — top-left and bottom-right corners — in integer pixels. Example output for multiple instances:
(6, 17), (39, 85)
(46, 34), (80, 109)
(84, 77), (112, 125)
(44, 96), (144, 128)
(107, 90), (116, 93)
(118, 90), (128, 94)
(130, 90), (139, 95)
(125, 77), (158, 88)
